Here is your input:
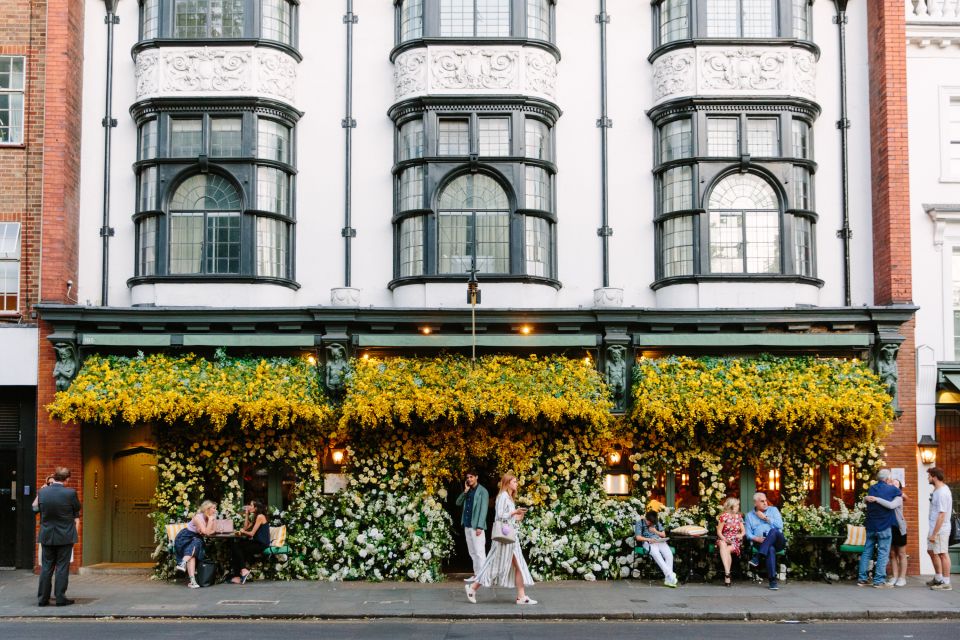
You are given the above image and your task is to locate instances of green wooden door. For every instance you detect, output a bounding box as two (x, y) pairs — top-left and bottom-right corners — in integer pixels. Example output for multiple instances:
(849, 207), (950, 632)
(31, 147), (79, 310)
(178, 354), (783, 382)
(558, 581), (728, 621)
(112, 450), (157, 563)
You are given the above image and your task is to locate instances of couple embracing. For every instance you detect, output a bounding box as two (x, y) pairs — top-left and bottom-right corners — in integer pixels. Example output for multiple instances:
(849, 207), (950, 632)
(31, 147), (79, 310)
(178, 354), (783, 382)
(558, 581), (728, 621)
(457, 470), (537, 605)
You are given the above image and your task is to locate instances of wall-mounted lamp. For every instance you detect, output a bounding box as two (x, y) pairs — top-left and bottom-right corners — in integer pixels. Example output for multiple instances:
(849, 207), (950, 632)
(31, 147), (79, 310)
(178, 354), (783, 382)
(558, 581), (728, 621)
(842, 463), (853, 492)
(608, 450), (621, 466)
(306, 355), (317, 366)
(331, 449), (345, 466)
(767, 469), (780, 492)
(918, 435), (939, 465)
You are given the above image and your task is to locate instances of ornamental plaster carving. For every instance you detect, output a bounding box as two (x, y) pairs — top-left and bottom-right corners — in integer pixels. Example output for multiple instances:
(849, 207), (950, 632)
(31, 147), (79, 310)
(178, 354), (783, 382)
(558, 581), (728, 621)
(651, 46), (817, 103)
(393, 45), (557, 103)
(134, 46), (298, 106)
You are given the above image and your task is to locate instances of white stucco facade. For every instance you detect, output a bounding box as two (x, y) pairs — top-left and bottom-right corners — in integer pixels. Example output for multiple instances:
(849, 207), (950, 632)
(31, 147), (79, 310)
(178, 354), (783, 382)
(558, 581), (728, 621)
(74, 0), (877, 312)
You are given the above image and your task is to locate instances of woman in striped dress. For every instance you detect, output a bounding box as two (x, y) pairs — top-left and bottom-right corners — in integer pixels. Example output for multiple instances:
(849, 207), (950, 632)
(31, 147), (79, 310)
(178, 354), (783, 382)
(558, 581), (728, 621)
(465, 472), (536, 605)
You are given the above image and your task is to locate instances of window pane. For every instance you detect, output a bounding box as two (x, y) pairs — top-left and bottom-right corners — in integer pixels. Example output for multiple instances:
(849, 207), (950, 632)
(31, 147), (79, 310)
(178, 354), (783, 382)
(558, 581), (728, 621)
(142, 0), (160, 38)
(792, 0), (809, 39)
(708, 173), (781, 274)
(398, 119), (424, 160)
(476, 0), (511, 37)
(256, 216), (289, 278)
(258, 119), (291, 163)
(261, 0), (292, 44)
(745, 210), (780, 273)
(171, 174), (242, 211)
(953, 249), (960, 359)
(793, 166), (811, 210)
(170, 119), (203, 157)
(0, 260), (17, 312)
(476, 212), (510, 272)
(139, 166), (158, 211)
(706, 0), (738, 37)
(707, 117), (739, 156)
(438, 119), (470, 155)
(524, 119), (550, 160)
(399, 166), (424, 211)
(661, 215), (694, 277)
(949, 99), (960, 177)
(438, 212), (472, 274)
(660, 0), (689, 44)
(400, 0), (424, 42)
(399, 216), (425, 277)
(0, 56), (25, 90)
(525, 216), (551, 277)
(174, 0), (245, 38)
(660, 118), (692, 162)
(660, 166), (692, 213)
(709, 210), (744, 273)
(205, 213), (241, 274)
(742, 0), (776, 38)
(0, 222), (21, 258)
(211, 118), (242, 157)
(138, 216), (158, 276)
(257, 166), (289, 214)
(478, 117), (510, 156)
(793, 215), (813, 277)
(525, 166), (551, 210)
(170, 212), (204, 274)
(0, 57), (25, 145)
(440, 0), (474, 37)
(439, 174), (509, 209)
(746, 118), (779, 156)
(791, 120), (810, 159)
(527, 0), (550, 40)
(139, 120), (158, 160)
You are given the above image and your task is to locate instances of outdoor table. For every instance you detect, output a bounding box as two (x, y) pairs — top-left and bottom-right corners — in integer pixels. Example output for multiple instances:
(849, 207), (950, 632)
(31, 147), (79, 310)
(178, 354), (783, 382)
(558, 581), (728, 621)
(669, 533), (715, 583)
(202, 532), (242, 579)
(803, 534), (842, 583)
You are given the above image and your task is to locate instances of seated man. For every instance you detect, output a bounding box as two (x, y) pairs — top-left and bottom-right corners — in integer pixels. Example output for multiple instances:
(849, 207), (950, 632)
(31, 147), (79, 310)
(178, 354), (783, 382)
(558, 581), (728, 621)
(744, 491), (786, 590)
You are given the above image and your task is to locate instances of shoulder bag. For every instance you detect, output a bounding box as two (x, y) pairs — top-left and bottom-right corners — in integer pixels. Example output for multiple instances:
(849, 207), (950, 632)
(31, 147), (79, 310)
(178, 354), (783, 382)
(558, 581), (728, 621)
(491, 517), (516, 544)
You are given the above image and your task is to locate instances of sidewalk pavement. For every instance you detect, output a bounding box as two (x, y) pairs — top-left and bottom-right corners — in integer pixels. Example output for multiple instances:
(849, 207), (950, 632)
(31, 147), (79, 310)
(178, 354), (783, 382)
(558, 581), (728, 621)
(1, 571), (959, 621)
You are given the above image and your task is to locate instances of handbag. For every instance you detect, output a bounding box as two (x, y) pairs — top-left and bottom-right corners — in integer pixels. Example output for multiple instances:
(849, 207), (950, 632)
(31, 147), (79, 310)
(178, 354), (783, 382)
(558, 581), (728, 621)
(195, 559), (219, 588)
(491, 518), (516, 544)
(949, 515), (960, 547)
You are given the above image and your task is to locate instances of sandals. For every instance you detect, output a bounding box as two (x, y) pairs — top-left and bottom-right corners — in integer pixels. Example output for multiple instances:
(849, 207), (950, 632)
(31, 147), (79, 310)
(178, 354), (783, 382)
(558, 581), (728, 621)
(516, 596), (538, 605)
(724, 572), (732, 587)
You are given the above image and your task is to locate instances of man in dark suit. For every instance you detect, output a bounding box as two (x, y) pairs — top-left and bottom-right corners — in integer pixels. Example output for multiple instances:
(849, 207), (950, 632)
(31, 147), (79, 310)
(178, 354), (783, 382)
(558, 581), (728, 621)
(37, 466), (80, 607)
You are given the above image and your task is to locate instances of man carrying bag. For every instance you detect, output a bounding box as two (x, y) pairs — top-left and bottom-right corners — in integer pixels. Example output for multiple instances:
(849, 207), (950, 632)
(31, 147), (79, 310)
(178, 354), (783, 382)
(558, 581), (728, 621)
(37, 467), (81, 607)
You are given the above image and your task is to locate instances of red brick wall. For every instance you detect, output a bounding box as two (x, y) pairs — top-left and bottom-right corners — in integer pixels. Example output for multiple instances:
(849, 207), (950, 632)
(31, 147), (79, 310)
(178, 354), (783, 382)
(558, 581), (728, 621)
(866, 1), (918, 573)
(33, 0), (85, 571)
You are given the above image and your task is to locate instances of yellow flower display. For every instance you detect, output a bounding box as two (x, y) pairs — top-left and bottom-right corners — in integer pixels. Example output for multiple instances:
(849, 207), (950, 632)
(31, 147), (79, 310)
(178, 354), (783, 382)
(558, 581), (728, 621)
(47, 351), (334, 432)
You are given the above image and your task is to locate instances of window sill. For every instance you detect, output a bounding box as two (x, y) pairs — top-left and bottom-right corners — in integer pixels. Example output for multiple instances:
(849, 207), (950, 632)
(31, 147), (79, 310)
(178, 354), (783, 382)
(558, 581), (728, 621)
(132, 38), (303, 63)
(0, 143), (26, 149)
(127, 275), (301, 290)
(389, 274), (561, 291)
(390, 37), (560, 63)
(651, 274), (824, 291)
(649, 37), (820, 64)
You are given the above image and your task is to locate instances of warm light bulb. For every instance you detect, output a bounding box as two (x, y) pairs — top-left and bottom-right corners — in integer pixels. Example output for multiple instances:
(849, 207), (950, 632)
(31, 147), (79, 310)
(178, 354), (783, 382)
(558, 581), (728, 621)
(520, 325), (531, 335)
(421, 327), (432, 335)
(362, 353), (369, 360)
(331, 450), (345, 465)
(608, 451), (621, 465)
(307, 355), (317, 366)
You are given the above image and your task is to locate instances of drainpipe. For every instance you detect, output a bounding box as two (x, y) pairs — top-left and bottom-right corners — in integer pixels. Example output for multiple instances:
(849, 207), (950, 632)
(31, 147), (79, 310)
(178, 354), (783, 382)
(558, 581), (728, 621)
(596, 0), (612, 288)
(833, 0), (852, 307)
(100, 0), (120, 306)
(341, 0), (358, 287)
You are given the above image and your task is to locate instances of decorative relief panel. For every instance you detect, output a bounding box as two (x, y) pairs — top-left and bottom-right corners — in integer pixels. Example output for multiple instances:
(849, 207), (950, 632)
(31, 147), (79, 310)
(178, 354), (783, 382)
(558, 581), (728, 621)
(652, 46), (817, 103)
(394, 45), (558, 103)
(135, 46), (298, 106)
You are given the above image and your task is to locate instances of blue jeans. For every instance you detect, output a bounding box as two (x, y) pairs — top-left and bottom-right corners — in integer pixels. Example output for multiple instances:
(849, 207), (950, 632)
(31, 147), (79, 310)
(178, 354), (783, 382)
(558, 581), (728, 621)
(754, 528), (787, 582)
(858, 528), (892, 585)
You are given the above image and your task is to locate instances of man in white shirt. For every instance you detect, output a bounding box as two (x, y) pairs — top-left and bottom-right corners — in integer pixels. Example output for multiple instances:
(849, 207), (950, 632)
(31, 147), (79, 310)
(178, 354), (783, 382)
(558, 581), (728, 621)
(926, 467), (953, 590)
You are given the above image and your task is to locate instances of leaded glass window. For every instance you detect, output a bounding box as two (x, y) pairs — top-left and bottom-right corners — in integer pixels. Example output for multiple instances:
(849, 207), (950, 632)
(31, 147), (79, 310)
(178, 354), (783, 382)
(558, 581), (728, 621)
(527, 0), (550, 41)
(173, 0), (245, 38)
(525, 166), (550, 210)
(659, 118), (692, 162)
(399, 119), (424, 161)
(708, 173), (780, 274)
(661, 215), (694, 277)
(791, 120), (810, 159)
(399, 166), (424, 211)
(438, 119), (470, 155)
(170, 119), (203, 157)
(792, 0), (809, 39)
(257, 166), (289, 214)
(525, 119), (550, 160)
(440, 0), (511, 37)
(256, 216), (288, 278)
(169, 174), (242, 274)
(139, 166), (158, 211)
(139, 119), (158, 160)
(793, 215), (813, 277)
(138, 216), (158, 276)
(660, 166), (692, 213)
(478, 117), (511, 156)
(211, 118), (243, 157)
(258, 119), (291, 163)
(261, 0), (292, 44)
(438, 174), (510, 274)
(660, 0), (689, 44)
(746, 118), (779, 157)
(525, 215), (551, 277)
(0, 56), (25, 144)
(706, 0), (775, 38)
(707, 118), (739, 156)
(400, 0), (424, 42)
(142, 0), (161, 39)
(793, 165), (811, 210)
(399, 216), (425, 277)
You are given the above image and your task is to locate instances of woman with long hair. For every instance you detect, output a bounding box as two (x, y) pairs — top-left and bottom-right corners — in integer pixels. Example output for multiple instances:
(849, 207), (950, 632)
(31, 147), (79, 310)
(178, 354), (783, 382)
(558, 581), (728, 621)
(230, 500), (271, 584)
(174, 500), (218, 588)
(465, 471), (536, 605)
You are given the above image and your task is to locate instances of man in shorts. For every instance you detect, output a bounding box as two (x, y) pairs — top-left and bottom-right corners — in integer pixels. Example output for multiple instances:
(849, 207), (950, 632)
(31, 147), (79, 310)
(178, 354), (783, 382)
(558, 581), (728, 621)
(926, 467), (953, 590)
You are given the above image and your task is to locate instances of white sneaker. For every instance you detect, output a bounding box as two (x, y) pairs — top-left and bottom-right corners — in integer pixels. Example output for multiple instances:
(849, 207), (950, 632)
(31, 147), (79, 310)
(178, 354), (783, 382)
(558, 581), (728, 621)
(465, 584), (477, 604)
(175, 561), (187, 573)
(885, 577), (896, 586)
(516, 596), (537, 605)
(463, 576), (476, 582)
(188, 581), (200, 589)
(894, 578), (907, 587)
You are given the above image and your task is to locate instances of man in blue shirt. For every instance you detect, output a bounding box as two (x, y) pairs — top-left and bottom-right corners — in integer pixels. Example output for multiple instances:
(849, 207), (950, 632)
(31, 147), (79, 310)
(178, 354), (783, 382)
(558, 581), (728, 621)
(745, 491), (787, 590)
(859, 468), (902, 588)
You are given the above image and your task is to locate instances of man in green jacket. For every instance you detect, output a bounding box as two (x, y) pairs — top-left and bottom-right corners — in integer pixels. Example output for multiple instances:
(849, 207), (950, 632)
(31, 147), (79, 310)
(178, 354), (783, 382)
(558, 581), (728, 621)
(456, 471), (489, 580)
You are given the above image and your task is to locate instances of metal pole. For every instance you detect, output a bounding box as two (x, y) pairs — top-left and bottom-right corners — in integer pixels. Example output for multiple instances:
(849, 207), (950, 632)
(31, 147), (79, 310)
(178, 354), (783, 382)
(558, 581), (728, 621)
(342, 0), (358, 287)
(834, 0), (852, 307)
(100, 0), (120, 306)
(596, 0), (612, 288)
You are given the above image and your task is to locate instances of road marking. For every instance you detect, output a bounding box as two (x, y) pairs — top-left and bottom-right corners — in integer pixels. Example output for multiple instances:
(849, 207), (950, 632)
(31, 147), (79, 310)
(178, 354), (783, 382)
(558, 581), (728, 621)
(217, 600), (280, 605)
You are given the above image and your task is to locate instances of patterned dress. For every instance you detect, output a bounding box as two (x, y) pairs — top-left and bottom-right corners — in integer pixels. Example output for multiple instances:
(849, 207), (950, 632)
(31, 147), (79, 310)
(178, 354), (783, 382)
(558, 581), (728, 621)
(472, 492), (535, 588)
(718, 511), (745, 556)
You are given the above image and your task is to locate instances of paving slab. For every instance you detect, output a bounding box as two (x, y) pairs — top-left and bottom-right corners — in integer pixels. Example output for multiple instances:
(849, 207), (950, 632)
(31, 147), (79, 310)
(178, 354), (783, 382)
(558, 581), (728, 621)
(1, 570), (958, 620)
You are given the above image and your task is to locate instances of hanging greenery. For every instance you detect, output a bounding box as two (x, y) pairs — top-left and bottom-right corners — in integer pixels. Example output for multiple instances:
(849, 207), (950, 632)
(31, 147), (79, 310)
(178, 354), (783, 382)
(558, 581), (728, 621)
(47, 351), (334, 431)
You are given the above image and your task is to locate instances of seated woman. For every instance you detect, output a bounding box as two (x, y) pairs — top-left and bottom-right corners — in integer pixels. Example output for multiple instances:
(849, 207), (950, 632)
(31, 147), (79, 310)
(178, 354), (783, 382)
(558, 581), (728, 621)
(230, 500), (270, 584)
(635, 510), (677, 587)
(174, 500), (218, 589)
(716, 496), (745, 587)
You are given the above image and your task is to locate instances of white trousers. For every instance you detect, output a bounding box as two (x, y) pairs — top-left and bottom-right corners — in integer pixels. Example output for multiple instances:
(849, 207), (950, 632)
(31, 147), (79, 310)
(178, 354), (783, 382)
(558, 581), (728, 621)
(464, 527), (487, 576)
(648, 542), (675, 580)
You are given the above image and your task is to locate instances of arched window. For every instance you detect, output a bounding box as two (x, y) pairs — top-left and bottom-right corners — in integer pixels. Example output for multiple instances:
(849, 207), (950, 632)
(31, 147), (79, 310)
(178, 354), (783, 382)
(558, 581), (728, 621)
(707, 173), (780, 274)
(168, 174), (242, 275)
(437, 174), (510, 274)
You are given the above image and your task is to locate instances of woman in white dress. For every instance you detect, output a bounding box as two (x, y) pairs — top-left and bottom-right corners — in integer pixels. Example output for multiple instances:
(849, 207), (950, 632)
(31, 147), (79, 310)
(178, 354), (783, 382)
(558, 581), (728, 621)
(465, 471), (536, 605)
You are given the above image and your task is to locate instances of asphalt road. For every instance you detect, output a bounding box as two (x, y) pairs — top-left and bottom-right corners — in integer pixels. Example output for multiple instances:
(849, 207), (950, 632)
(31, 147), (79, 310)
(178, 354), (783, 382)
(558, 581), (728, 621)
(0, 620), (955, 640)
